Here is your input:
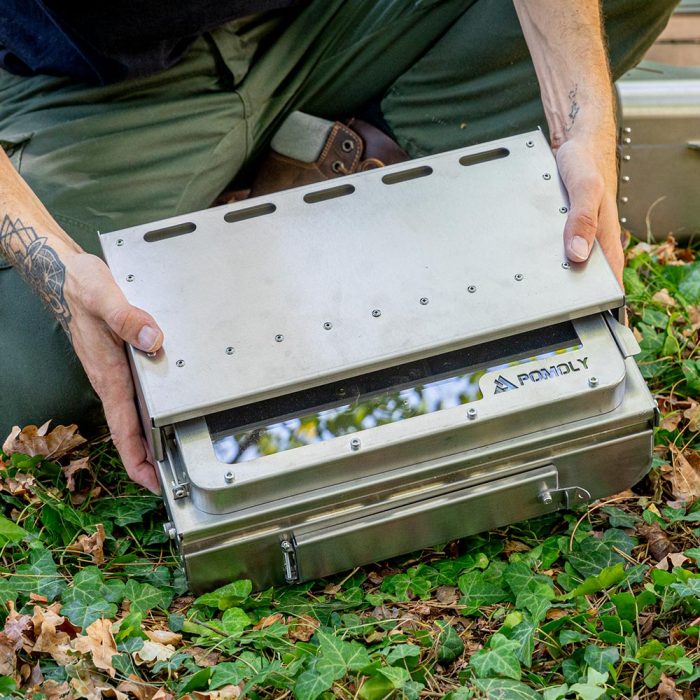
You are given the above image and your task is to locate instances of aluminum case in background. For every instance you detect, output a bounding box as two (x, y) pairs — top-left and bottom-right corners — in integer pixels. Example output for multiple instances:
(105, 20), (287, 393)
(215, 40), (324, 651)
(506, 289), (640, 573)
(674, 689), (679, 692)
(101, 130), (656, 592)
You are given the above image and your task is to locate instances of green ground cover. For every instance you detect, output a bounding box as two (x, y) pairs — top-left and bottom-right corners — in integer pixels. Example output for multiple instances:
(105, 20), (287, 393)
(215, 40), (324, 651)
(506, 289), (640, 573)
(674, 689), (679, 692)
(0, 236), (698, 700)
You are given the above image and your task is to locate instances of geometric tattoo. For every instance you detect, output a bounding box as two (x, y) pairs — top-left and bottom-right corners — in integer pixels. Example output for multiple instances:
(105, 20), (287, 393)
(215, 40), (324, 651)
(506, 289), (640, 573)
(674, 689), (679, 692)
(0, 215), (72, 341)
(565, 84), (580, 133)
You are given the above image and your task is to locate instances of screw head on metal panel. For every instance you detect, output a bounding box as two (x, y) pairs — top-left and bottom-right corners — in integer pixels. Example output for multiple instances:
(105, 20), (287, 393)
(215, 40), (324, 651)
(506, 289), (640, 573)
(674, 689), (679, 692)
(621, 196), (629, 203)
(167, 526), (177, 540)
(173, 486), (186, 499)
(467, 285), (477, 294)
(419, 297), (429, 305)
(539, 492), (553, 505)
(350, 437), (361, 451)
(514, 273), (524, 281)
(224, 470), (234, 484)
(281, 540), (293, 552)
(623, 126), (632, 134)
(588, 376), (599, 388)
(542, 173), (551, 180)
(467, 407), (477, 420)
(623, 154), (631, 161)
(126, 274), (135, 282)
(526, 140), (535, 148)
(623, 137), (632, 145)
(225, 346), (235, 355)
(323, 321), (333, 330)
(275, 334), (284, 342)
(620, 217), (627, 224)
(371, 309), (381, 317)
(622, 175), (630, 183)
(559, 206), (568, 214)
(561, 261), (571, 270)
(175, 359), (185, 368)
(116, 239), (124, 246)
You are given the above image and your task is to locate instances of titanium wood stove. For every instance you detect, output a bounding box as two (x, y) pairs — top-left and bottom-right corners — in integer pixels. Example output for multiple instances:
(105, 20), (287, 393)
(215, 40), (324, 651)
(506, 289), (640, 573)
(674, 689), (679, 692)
(100, 130), (656, 593)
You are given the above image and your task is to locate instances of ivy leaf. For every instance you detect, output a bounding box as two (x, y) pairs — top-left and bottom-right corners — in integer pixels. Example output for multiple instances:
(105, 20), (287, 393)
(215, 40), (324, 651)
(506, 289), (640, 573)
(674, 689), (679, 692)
(0, 515), (26, 545)
(682, 359), (700, 394)
(315, 629), (371, 678)
(194, 579), (252, 611)
(209, 662), (244, 690)
(436, 622), (465, 664)
(220, 607), (252, 636)
(60, 567), (123, 628)
(470, 634), (522, 681)
(567, 538), (624, 578)
(91, 495), (160, 526)
(294, 668), (334, 700)
(583, 645), (619, 674)
(124, 579), (173, 615)
(384, 644), (421, 667)
(458, 570), (509, 608)
(509, 620), (536, 667)
(561, 563), (627, 600)
(13, 547), (64, 601)
(473, 678), (541, 699)
(670, 578), (700, 597)
(568, 668), (609, 700)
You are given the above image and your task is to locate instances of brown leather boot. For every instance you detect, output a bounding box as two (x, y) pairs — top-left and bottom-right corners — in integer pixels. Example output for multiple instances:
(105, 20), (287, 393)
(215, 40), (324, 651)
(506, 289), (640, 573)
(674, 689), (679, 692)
(248, 113), (409, 198)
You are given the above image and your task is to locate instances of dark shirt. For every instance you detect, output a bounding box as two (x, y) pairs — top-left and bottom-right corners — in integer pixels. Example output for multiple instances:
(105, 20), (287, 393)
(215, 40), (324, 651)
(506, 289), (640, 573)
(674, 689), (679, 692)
(0, 1), (296, 85)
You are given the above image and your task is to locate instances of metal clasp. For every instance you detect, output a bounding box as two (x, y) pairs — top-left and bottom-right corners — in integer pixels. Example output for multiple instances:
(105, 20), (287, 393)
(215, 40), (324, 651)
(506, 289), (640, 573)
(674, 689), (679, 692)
(539, 485), (591, 508)
(281, 539), (300, 583)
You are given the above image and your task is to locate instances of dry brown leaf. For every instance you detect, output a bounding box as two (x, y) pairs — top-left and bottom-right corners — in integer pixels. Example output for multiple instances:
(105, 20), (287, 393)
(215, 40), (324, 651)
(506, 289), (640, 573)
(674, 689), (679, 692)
(62, 456), (92, 492)
(191, 686), (242, 700)
(72, 619), (118, 678)
(668, 445), (700, 504)
(33, 679), (74, 700)
(287, 614), (319, 642)
(133, 639), (176, 666)
(2, 422), (86, 460)
(252, 613), (284, 631)
(322, 583), (341, 595)
(637, 523), (673, 562)
(150, 691), (175, 700)
(652, 288), (677, 308)
(189, 646), (221, 668)
(32, 604), (75, 664)
(0, 633), (18, 677)
(657, 673), (684, 700)
(435, 586), (459, 606)
(660, 412), (682, 433)
(145, 629), (182, 646)
(683, 402), (700, 433)
(366, 571), (383, 586)
(655, 552), (690, 571)
(66, 524), (106, 566)
(116, 676), (158, 700)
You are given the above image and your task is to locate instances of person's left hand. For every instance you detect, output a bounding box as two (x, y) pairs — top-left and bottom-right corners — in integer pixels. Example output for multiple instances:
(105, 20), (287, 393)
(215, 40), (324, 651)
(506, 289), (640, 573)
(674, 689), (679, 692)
(555, 138), (623, 286)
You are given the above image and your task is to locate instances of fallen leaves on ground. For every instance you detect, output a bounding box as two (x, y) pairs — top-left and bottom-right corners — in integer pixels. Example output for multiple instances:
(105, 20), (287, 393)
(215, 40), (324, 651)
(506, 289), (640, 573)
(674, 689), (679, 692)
(2, 421), (85, 460)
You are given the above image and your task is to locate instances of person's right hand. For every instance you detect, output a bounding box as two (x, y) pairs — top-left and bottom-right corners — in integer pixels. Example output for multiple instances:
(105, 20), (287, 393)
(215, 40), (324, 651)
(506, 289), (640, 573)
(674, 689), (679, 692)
(63, 252), (163, 492)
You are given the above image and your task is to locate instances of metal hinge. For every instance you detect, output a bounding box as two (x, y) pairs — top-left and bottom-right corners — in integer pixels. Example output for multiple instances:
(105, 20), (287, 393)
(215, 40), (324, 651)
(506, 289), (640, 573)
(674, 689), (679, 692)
(281, 539), (300, 583)
(539, 485), (591, 508)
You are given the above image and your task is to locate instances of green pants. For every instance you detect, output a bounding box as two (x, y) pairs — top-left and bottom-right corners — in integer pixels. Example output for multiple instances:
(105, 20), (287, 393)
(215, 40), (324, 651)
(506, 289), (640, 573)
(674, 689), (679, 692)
(0, 0), (677, 437)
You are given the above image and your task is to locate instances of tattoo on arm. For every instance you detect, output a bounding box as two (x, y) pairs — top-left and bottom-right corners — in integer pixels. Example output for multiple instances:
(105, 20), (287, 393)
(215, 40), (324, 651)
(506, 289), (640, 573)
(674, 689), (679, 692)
(0, 215), (72, 340)
(565, 84), (580, 133)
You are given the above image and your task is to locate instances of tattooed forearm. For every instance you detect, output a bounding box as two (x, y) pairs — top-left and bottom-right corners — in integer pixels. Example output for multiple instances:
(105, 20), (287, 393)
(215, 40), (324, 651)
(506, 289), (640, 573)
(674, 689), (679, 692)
(0, 215), (72, 340)
(564, 84), (580, 133)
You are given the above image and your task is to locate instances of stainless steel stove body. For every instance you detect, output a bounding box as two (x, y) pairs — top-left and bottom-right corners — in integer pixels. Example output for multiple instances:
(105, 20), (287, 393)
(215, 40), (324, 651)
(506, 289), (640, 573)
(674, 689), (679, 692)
(100, 131), (656, 593)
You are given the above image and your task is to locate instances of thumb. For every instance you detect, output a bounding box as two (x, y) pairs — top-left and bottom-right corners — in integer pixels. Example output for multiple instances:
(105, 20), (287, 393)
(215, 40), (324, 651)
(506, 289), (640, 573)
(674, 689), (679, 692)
(562, 172), (605, 263)
(104, 301), (164, 353)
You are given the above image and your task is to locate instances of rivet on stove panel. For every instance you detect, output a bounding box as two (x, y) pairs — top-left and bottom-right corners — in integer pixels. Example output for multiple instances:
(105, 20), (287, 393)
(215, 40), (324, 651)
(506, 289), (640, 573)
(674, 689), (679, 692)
(275, 334), (284, 342)
(126, 274), (135, 282)
(559, 206), (568, 214)
(561, 262), (570, 270)
(419, 297), (429, 305)
(225, 346), (235, 355)
(526, 140), (535, 148)
(467, 407), (478, 420)
(588, 376), (599, 388)
(623, 137), (631, 145)
(620, 217), (627, 224)
(372, 309), (381, 318)
(224, 471), (234, 484)
(621, 196), (629, 204)
(542, 173), (551, 180)
(467, 285), (477, 294)
(116, 239), (124, 247)
(176, 359), (185, 368)
(350, 437), (361, 451)
(622, 176), (630, 183)
(514, 273), (524, 281)
(623, 127), (632, 134)
(323, 322), (333, 330)
(623, 155), (631, 161)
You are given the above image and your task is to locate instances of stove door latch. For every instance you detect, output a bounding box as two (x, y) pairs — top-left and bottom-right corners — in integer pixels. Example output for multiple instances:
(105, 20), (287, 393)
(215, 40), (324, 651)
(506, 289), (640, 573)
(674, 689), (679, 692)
(539, 485), (591, 508)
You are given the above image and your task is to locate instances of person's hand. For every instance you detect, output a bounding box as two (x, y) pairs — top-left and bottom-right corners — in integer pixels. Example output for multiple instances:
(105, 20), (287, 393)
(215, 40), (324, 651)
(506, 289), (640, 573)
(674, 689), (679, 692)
(555, 138), (624, 285)
(63, 252), (164, 492)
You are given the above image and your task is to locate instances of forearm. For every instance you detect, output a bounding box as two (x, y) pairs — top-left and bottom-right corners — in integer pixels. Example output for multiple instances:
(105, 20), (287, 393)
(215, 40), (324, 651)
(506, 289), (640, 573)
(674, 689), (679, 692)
(513, 1), (616, 176)
(0, 150), (82, 337)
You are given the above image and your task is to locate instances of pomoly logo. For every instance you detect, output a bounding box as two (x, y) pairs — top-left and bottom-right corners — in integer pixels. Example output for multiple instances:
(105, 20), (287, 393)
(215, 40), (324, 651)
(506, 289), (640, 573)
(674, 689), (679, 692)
(493, 357), (590, 393)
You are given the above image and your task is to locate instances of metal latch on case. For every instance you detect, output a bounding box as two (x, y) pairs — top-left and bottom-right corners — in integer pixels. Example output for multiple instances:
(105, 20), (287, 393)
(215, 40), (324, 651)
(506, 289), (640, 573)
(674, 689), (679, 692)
(281, 539), (300, 583)
(538, 486), (591, 508)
